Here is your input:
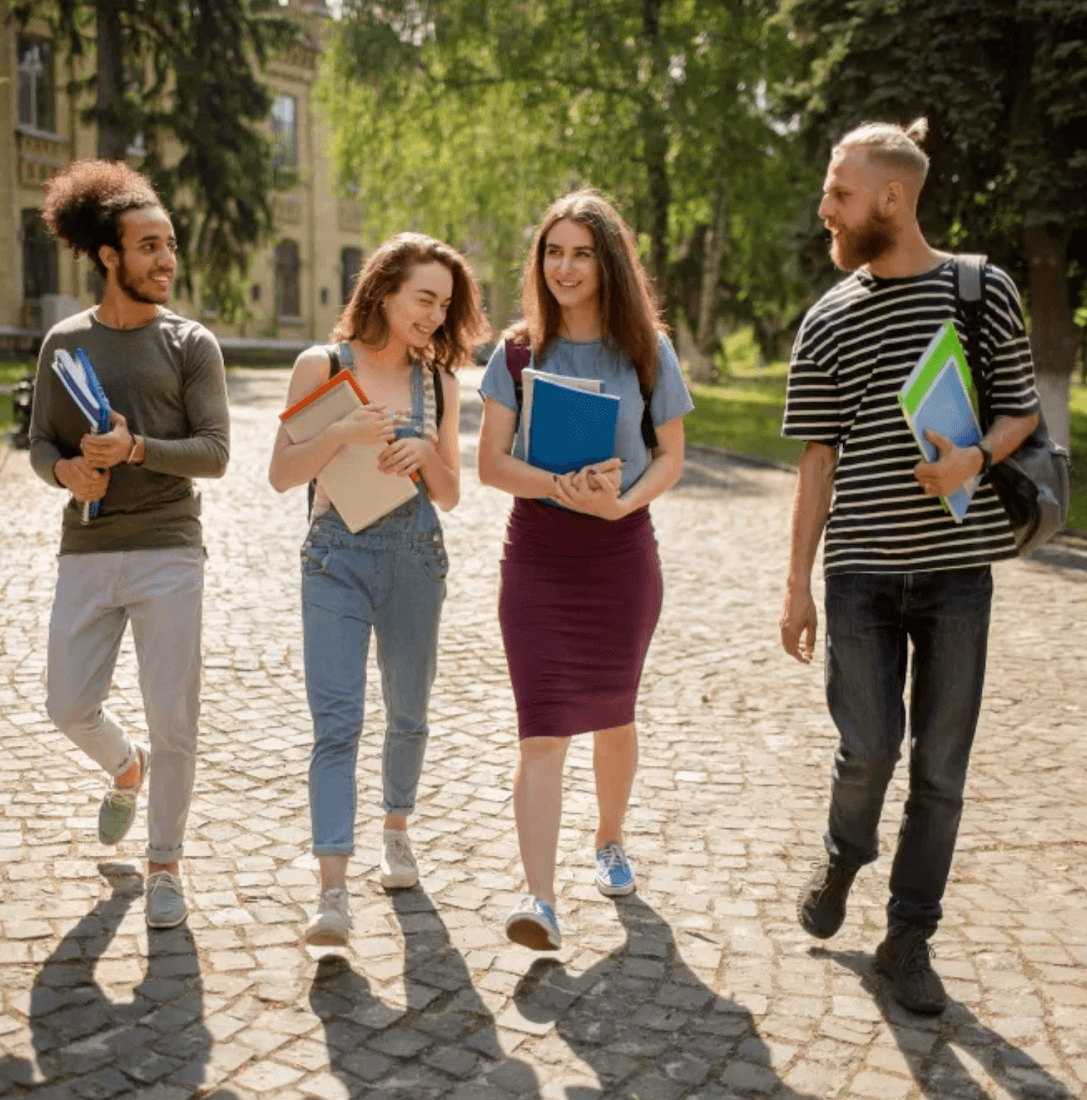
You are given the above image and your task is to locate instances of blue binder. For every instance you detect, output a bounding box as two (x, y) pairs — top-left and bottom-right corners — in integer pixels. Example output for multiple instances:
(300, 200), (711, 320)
(526, 378), (620, 475)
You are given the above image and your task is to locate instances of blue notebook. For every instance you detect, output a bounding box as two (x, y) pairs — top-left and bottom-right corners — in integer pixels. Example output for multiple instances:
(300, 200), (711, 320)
(898, 322), (982, 522)
(526, 378), (620, 475)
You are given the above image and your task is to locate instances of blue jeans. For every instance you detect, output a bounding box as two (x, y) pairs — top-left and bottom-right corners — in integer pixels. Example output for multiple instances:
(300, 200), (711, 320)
(302, 501), (447, 856)
(823, 567), (992, 932)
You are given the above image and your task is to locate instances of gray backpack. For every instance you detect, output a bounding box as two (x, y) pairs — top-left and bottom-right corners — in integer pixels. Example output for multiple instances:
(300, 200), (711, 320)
(955, 255), (1070, 555)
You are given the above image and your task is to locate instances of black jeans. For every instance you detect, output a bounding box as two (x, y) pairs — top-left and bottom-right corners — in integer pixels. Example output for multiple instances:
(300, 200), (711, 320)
(823, 567), (993, 932)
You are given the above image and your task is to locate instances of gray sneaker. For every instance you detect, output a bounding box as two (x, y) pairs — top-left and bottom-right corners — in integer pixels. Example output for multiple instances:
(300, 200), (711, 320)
(380, 829), (419, 889)
(145, 870), (187, 929)
(98, 744), (148, 846)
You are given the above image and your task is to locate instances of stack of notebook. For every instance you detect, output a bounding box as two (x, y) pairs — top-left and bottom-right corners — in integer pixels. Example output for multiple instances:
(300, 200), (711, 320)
(519, 369), (620, 474)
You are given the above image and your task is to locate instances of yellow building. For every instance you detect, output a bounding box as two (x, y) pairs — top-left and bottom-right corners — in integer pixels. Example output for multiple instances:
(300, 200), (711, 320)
(1, 2), (363, 358)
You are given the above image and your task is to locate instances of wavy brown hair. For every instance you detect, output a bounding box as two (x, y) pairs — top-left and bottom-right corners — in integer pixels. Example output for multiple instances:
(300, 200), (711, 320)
(42, 160), (165, 277)
(514, 189), (665, 392)
(333, 232), (489, 373)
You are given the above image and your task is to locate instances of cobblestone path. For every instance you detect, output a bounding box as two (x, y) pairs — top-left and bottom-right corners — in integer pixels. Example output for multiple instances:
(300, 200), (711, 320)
(1, 368), (1084, 1100)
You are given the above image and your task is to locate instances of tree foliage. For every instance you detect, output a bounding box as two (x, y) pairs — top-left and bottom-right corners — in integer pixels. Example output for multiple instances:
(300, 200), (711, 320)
(13, 0), (302, 318)
(779, 0), (1087, 437)
(324, 0), (811, 350)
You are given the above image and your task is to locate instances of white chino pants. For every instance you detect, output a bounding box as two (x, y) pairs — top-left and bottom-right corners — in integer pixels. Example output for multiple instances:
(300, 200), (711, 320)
(46, 546), (204, 864)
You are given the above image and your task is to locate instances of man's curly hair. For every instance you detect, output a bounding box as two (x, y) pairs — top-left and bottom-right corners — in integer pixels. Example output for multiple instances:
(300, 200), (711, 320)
(42, 160), (166, 277)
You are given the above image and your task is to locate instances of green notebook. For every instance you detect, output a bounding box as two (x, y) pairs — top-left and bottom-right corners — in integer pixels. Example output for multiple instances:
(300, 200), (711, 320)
(897, 321), (983, 522)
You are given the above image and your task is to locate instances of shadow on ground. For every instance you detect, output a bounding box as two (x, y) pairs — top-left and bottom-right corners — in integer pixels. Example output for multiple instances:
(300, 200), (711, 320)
(0, 862), (235, 1099)
(1023, 535), (1087, 573)
(309, 888), (540, 1098)
(829, 948), (1078, 1099)
(513, 894), (819, 1099)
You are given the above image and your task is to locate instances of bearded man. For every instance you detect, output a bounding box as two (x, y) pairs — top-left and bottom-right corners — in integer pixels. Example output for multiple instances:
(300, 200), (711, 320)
(29, 160), (229, 930)
(779, 120), (1039, 1013)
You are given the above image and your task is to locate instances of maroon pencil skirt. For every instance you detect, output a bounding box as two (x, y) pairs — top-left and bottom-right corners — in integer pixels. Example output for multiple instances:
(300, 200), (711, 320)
(498, 498), (664, 740)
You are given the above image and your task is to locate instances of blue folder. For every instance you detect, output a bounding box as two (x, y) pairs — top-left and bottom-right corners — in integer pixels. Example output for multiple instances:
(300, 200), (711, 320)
(526, 378), (620, 475)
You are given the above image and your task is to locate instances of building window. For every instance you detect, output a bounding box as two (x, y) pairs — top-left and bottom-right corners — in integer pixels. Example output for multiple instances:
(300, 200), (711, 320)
(341, 247), (362, 304)
(270, 94), (298, 185)
(18, 36), (55, 133)
(275, 240), (300, 318)
(22, 209), (58, 301)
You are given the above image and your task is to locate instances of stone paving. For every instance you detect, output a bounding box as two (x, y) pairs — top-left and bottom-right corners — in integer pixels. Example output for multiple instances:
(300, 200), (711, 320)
(1, 366), (1085, 1100)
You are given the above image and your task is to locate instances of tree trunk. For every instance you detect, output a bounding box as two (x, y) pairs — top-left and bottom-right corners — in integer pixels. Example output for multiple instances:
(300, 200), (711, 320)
(1023, 224), (1075, 451)
(96, 0), (127, 159)
(695, 183), (728, 356)
(641, 0), (671, 320)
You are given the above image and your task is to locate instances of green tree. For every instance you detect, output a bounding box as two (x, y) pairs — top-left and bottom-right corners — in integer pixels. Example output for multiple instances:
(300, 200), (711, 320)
(779, 0), (1087, 447)
(13, 0), (301, 318)
(325, 0), (809, 352)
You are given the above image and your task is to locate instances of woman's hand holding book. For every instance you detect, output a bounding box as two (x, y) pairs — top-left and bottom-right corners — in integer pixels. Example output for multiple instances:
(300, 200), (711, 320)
(331, 404), (395, 448)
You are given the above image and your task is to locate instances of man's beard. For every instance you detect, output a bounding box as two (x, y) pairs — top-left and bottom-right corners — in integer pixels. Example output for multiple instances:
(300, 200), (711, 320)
(830, 206), (897, 271)
(118, 254), (170, 305)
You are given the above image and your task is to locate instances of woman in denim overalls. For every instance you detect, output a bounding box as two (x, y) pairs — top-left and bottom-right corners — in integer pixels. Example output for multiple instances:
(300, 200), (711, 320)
(269, 234), (488, 945)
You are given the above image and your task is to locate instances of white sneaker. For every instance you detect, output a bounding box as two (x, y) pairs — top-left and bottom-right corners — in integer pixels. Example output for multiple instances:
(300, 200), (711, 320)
(304, 887), (352, 947)
(380, 829), (419, 889)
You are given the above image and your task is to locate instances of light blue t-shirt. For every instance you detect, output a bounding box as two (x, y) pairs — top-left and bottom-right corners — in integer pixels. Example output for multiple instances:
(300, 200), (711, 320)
(479, 331), (694, 494)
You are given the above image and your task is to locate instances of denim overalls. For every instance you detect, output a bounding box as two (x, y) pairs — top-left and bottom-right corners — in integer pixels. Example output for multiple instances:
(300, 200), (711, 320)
(300, 351), (448, 856)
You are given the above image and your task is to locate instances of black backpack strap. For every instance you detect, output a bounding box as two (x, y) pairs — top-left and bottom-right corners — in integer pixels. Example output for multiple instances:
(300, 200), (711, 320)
(308, 344), (343, 520)
(639, 384), (658, 451)
(954, 254), (991, 429)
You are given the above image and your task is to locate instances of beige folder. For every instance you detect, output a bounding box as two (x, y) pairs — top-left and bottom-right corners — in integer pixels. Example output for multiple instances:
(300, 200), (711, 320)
(280, 371), (416, 533)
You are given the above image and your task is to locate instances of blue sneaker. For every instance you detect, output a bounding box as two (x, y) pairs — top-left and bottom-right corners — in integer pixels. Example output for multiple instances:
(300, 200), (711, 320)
(595, 843), (636, 897)
(505, 895), (561, 950)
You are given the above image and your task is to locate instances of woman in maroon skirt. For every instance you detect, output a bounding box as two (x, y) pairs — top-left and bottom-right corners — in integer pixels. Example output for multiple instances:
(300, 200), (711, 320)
(478, 190), (693, 950)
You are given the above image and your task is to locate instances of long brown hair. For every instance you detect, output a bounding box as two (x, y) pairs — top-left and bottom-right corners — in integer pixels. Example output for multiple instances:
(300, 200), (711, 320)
(333, 232), (489, 372)
(516, 190), (665, 391)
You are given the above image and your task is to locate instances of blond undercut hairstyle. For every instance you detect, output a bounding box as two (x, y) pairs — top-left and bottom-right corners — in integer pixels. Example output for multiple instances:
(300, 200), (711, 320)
(834, 118), (930, 184)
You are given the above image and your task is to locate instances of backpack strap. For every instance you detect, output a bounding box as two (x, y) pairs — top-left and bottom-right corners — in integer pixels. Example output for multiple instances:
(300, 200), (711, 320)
(638, 384), (658, 450)
(954, 254), (991, 429)
(307, 344), (343, 520)
(505, 336), (532, 403)
(506, 335), (658, 452)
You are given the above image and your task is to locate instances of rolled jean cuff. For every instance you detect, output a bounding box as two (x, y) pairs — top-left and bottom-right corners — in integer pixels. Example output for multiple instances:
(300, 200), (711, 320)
(382, 802), (415, 817)
(146, 842), (184, 864)
(313, 843), (354, 858)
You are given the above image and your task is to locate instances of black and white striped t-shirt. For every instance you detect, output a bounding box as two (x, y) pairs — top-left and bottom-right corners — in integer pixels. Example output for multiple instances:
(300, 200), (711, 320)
(782, 259), (1038, 575)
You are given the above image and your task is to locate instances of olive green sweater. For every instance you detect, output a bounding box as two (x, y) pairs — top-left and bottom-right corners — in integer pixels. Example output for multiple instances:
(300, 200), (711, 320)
(29, 307), (229, 553)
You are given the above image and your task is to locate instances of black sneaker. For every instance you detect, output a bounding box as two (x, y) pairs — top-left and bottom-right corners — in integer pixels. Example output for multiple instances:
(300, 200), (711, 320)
(797, 859), (858, 939)
(875, 927), (947, 1014)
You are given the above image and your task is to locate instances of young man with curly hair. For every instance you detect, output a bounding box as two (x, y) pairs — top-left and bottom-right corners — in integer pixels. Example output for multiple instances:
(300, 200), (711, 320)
(29, 160), (229, 929)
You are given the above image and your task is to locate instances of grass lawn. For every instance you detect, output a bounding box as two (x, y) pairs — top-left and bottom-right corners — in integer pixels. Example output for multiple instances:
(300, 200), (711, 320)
(1068, 385), (1087, 533)
(687, 363), (804, 468)
(0, 358), (36, 435)
(687, 359), (1087, 536)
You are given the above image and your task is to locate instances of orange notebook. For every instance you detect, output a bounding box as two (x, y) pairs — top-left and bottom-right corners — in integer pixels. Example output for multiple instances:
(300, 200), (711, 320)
(280, 371), (417, 532)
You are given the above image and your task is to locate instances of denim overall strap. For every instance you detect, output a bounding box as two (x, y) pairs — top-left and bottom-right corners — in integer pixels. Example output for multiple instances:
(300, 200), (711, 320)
(398, 362), (424, 440)
(404, 363), (437, 532)
(338, 341), (355, 369)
